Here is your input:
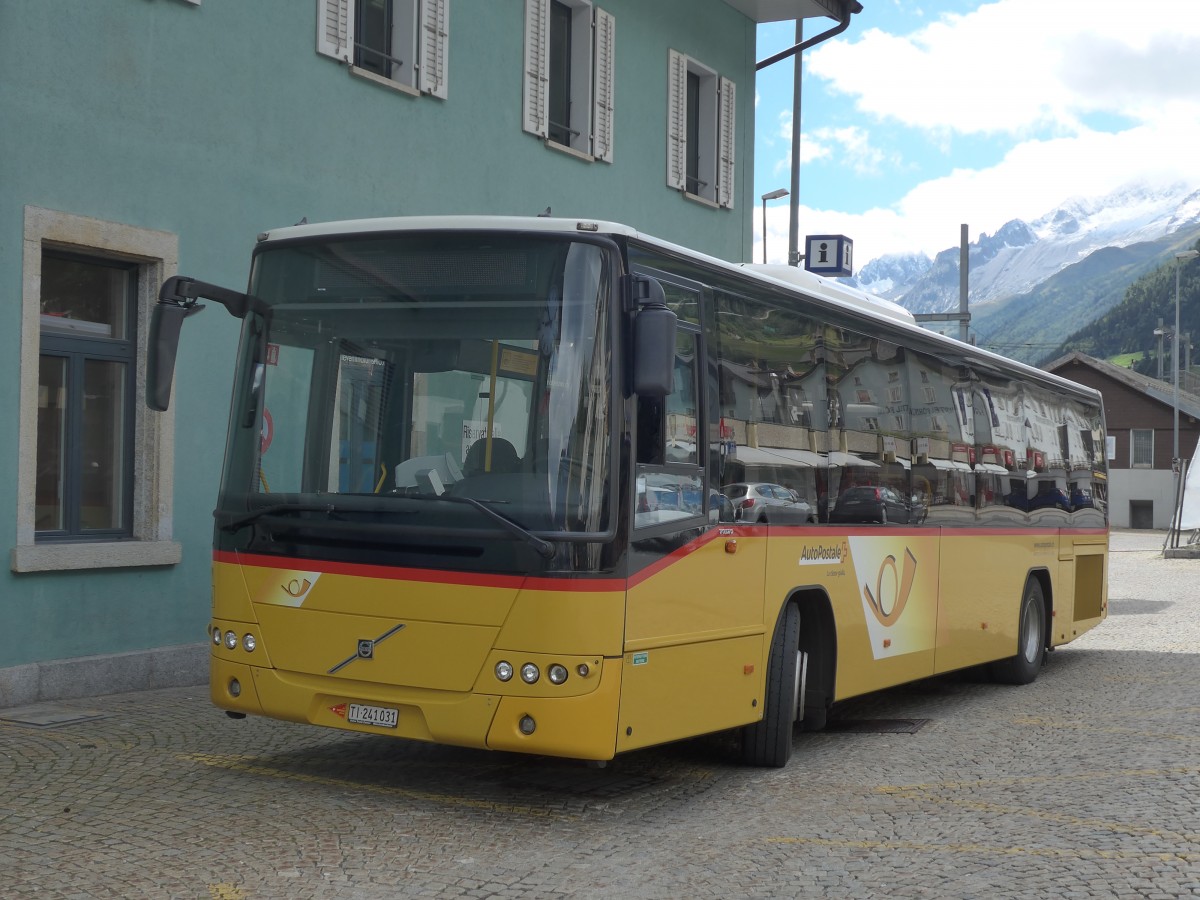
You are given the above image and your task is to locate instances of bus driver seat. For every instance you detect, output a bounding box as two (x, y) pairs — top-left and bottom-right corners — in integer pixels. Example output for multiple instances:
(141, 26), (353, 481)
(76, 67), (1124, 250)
(464, 438), (521, 475)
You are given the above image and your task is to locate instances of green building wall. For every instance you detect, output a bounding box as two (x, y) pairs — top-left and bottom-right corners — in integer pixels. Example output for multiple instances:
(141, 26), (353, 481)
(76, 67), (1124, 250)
(0, 0), (761, 700)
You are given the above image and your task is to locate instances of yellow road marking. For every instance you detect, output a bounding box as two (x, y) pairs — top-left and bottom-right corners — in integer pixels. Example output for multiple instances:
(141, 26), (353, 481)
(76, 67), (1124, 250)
(181, 752), (579, 820)
(867, 765), (1200, 846)
(766, 836), (1200, 862)
(873, 764), (1200, 796)
(1009, 715), (1200, 741)
(209, 885), (247, 900)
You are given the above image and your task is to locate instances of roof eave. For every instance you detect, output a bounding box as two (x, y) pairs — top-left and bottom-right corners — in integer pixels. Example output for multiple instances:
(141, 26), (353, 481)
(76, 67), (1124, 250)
(721, 0), (854, 24)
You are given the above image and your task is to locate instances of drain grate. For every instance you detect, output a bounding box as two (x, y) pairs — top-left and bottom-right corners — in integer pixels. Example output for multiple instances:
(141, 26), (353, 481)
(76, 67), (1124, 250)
(825, 718), (929, 734)
(0, 705), (108, 728)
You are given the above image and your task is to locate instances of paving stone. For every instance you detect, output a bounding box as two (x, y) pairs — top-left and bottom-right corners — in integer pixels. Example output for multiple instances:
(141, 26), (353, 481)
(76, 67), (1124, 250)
(1, 530), (1198, 897)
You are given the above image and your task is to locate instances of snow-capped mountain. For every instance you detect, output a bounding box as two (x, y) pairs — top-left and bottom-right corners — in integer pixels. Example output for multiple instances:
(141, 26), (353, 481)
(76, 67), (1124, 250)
(842, 179), (1200, 315)
(852, 251), (933, 301)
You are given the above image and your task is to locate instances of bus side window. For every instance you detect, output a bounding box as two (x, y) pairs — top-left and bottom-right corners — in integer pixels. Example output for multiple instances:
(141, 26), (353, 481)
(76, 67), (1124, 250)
(634, 329), (704, 528)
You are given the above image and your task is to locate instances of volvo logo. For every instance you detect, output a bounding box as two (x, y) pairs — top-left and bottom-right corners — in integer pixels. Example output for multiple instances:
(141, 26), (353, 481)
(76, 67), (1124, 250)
(328, 623), (406, 674)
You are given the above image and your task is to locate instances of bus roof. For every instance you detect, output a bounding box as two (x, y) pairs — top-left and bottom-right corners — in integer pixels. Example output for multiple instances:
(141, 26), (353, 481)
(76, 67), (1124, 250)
(255, 215), (1101, 405)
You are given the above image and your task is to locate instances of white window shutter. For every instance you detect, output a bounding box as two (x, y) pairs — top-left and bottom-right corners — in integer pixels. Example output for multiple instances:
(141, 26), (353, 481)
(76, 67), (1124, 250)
(591, 8), (615, 162)
(717, 75), (736, 208)
(522, 0), (549, 137)
(418, 0), (450, 98)
(666, 50), (688, 191)
(317, 0), (353, 63)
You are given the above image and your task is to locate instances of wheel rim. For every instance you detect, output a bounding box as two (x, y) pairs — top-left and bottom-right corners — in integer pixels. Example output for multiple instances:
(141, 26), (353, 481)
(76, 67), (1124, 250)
(1020, 595), (1042, 663)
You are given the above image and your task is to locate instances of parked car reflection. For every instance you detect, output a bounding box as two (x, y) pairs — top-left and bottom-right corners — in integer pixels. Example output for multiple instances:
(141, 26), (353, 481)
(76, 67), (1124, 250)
(829, 485), (916, 524)
(723, 482), (816, 523)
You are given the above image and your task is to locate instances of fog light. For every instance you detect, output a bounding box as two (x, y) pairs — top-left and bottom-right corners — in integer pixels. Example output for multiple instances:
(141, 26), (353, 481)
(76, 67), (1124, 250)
(212, 627), (222, 646)
(495, 660), (514, 682)
(229, 678), (241, 698)
(548, 664), (568, 685)
(519, 715), (536, 735)
(520, 663), (540, 684)
(577, 663), (590, 677)
(242, 633), (257, 653)
(224, 630), (237, 650)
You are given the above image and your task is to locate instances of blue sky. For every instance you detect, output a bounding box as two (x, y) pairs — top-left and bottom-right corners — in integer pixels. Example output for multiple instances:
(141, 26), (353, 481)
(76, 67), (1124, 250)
(753, 0), (1200, 266)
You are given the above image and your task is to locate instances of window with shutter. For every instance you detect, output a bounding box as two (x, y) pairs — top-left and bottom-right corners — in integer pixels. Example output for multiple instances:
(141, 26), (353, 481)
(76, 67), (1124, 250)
(717, 76), (736, 209)
(317, 0), (353, 63)
(591, 8), (615, 163)
(523, 0), (615, 162)
(666, 50), (688, 191)
(316, 0), (450, 98)
(418, 0), (449, 99)
(665, 51), (737, 208)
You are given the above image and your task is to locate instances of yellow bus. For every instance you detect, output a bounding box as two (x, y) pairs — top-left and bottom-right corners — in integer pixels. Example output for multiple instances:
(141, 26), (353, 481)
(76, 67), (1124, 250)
(149, 216), (1108, 767)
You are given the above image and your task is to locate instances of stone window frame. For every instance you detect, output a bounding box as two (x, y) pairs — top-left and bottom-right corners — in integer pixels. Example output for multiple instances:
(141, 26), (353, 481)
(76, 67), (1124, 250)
(13, 206), (182, 573)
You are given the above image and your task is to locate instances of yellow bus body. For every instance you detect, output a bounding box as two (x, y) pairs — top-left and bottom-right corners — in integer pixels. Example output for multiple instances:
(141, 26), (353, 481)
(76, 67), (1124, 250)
(210, 524), (1106, 761)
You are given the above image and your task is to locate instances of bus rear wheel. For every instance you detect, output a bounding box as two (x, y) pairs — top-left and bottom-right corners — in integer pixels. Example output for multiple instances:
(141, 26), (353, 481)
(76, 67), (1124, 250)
(989, 578), (1046, 685)
(741, 603), (800, 767)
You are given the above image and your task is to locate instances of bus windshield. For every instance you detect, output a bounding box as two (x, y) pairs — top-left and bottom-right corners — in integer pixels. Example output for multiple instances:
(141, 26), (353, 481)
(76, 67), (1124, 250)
(219, 232), (613, 546)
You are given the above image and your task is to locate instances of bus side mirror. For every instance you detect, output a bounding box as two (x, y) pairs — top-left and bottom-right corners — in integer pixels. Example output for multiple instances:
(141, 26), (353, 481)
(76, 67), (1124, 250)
(147, 297), (205, 411)
(632, 277), (676, 397)
(147, 276), (256, 411)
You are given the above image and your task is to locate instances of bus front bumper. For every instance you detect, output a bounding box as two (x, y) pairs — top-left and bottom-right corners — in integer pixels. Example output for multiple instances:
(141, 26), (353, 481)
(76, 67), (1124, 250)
(210, 654), (623, 761)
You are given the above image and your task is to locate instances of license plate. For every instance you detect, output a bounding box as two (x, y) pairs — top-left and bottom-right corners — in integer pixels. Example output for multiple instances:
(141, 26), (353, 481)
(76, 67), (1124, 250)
(347, 703), (398, 729)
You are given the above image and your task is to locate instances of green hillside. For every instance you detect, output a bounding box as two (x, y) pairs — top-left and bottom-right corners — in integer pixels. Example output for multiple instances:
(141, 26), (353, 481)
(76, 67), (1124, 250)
(1046, 236), (1200, 374)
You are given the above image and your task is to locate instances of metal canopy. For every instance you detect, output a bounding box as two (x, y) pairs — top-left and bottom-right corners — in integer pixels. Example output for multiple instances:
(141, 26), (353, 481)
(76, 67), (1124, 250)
(722, 0), (846, 23)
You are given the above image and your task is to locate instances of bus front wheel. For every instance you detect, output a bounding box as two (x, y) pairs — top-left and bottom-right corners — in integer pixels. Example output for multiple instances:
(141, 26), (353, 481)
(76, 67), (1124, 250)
(989, 578), (1046, 685)
(741, 603), (801, 767)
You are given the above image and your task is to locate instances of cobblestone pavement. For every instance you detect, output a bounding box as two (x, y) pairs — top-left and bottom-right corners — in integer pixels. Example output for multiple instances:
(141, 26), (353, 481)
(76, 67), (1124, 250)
(2, 530), (1198, 898)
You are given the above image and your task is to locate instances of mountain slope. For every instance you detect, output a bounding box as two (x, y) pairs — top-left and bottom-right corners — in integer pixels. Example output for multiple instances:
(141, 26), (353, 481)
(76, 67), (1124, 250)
(843, 179), (1200, 319)
(1047, 236), (1200, 370)
(969, 237), (1183, 364)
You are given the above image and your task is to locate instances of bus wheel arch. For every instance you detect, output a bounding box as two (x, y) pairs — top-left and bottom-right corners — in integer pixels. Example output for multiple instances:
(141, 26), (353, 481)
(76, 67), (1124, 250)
(790, 587), (837, 732)
(989, 570), (1050, 685)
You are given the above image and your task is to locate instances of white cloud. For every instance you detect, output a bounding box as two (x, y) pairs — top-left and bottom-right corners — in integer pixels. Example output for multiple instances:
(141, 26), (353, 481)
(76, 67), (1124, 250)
(772, 115), (889, 176)
(756, 0), (1200, 264)
(756, 117), (1200, 265)
(807, 0), (1200, 136)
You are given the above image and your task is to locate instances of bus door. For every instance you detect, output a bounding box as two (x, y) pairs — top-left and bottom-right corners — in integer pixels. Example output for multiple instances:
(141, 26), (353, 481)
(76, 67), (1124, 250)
(620, 275), (767, 751)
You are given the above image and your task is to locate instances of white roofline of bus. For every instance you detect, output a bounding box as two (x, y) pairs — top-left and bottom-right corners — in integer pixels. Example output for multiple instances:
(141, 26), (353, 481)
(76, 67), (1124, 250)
(257, 215), (642, 244)
(255, 215), (1101, 404)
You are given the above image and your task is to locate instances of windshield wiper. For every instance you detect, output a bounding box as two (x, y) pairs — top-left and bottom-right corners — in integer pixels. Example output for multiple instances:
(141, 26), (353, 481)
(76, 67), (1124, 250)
(217, 502), (343, 533)
(216, 495), (556, 559)
(408, 494), (556, 559)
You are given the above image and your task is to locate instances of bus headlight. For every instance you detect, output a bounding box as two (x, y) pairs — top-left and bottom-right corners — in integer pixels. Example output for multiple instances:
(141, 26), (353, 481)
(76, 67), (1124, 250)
(520, 663), (540, 684)
(495, 661), (514, 682)
(548, 664), (569, 685)
(212, 627), (222, 646)
(224, 630), (238, 650)
(242, 633), (257, 653)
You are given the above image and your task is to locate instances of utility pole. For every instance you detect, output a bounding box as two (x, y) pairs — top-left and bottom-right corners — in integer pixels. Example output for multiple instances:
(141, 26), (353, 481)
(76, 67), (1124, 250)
(913, 225), (972, 342)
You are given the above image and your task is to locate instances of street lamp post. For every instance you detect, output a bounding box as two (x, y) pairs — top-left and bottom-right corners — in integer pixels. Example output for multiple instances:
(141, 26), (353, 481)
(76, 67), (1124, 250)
(761, 188), (788, 264)
(1174, 250), (1198, 473)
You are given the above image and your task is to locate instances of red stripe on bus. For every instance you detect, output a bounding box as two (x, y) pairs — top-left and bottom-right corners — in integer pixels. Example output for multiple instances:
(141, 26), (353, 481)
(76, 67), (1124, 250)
(214, 550), (627, 591)
(216, 525), (1106, 592)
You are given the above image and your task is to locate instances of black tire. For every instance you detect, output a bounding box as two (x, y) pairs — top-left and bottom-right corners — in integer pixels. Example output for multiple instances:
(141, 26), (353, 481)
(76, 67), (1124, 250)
(799, 694), (827, 732)
(741, 603), (801, 767)
(989, 578), (1046, 684)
